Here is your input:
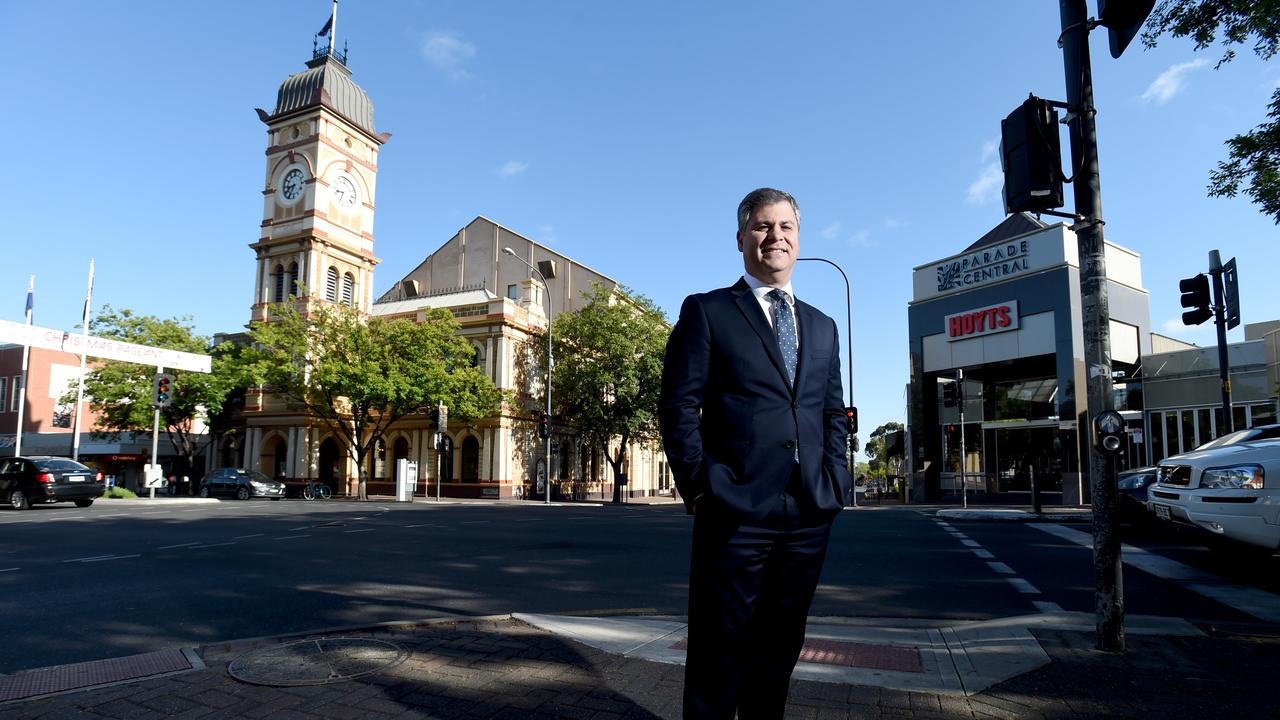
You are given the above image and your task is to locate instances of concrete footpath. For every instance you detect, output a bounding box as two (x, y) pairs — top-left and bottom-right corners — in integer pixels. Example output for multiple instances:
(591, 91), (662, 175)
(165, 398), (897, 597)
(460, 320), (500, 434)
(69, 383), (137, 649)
(2, 609), (1277, 719)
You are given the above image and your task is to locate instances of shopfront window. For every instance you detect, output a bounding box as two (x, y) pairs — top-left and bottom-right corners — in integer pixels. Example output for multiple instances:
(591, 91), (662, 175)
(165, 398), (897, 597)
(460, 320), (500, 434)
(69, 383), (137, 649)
(1252, 403), (1277, 427)
(1149, 412), (1164, 464)
(992, 378), (1057, 421)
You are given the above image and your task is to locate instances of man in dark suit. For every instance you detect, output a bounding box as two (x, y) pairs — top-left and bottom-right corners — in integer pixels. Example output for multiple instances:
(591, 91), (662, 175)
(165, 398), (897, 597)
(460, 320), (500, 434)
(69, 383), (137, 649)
(659, 188), (853, 719)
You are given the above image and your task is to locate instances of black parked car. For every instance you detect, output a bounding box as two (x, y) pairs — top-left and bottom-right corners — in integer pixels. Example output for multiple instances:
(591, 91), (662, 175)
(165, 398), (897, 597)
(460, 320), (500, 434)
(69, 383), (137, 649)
(1117, 466), (1158, 525)
(199, 468), (285, 500)
(0, 456), (104, 510)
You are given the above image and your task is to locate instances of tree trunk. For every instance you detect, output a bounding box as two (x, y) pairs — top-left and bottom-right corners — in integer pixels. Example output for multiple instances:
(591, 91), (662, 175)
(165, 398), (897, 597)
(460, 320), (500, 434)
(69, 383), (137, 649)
(608, 445), (626, 504)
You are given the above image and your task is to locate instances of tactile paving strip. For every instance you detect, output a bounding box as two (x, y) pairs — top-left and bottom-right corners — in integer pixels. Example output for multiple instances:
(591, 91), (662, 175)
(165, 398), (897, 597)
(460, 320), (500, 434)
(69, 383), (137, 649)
(228, 637), (408, 687)
(0, 648), (192, 703)
(670, 637), (922, 673)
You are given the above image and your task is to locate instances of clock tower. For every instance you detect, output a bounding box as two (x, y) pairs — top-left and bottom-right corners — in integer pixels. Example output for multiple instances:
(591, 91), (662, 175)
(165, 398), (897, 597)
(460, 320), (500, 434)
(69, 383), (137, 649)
(251, 44), (390, 321)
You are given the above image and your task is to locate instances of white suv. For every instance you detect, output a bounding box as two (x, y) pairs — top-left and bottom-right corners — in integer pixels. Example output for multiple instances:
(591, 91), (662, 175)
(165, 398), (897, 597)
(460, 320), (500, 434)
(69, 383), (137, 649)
(1148, 424), (1280, 553)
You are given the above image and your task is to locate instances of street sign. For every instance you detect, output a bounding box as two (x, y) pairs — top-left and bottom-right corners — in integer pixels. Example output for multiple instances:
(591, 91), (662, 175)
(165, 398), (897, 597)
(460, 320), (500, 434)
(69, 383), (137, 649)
(0, 319), (212, 372)
(437, 402), (448, 433)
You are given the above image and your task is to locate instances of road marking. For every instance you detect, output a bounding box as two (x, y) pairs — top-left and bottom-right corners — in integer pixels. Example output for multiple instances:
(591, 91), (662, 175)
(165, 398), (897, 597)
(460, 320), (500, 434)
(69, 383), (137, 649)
(972, 549), (995, 559)
(986, 561), (1016, 575)
(289, 526), (311, 531)
(1007, 578), (1041, 594)
(98, 513), (126, 518)
(63, 555), (115, 563)
(344, 529), (374, 534)
(273, 534), (311, 540)
(0, 567), (19, 573)
(158, 542), (202, 550)
(45, 515), (86, 521)
(404, 524), (444, 528)
(460, 520), (490, 524)
(513, 518), (541, 522)
(189, 542), (236, 549)
(234, 533), (265, 539)
(1033, 601), (1064, 613)
(959, 539), (981, 548)
(1030, 522), (1280, 624)
(63, 554), (140, 563)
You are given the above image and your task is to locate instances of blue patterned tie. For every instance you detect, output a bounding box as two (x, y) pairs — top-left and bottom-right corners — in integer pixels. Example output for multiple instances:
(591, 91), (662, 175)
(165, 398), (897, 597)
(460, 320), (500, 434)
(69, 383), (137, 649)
(769, 289), (797, 386)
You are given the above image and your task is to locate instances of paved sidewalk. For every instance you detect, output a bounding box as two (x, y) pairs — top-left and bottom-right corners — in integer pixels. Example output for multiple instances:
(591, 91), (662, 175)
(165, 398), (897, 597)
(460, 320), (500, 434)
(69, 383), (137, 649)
(4, 611), (1278, 719)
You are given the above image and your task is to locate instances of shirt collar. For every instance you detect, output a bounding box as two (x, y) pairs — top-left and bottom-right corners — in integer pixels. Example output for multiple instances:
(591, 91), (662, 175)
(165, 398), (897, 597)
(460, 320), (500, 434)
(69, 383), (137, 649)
(743, 275), (795, 305)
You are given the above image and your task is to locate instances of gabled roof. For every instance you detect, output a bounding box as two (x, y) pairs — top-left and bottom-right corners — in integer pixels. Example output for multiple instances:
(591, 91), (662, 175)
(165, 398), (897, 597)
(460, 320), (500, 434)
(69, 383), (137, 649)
(964, 212), (1048, 252)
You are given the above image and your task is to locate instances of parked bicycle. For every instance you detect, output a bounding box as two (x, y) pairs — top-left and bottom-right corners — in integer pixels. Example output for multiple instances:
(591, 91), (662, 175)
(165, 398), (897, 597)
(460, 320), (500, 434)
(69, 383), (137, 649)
(301, 482), (332, 500)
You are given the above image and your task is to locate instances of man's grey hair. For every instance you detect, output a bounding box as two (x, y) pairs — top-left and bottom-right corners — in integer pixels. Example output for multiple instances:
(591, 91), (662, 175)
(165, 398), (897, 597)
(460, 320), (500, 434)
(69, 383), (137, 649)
(737, 188), (801, 231)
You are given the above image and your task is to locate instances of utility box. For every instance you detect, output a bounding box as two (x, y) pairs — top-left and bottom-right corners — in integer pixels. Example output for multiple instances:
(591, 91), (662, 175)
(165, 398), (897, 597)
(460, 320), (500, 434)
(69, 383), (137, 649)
(395, 459), (419, 502)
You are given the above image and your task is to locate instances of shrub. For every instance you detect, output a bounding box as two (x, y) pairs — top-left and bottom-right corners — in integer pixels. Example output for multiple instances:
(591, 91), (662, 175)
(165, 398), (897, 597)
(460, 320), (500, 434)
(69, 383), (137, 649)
(103, 486), (138, 499)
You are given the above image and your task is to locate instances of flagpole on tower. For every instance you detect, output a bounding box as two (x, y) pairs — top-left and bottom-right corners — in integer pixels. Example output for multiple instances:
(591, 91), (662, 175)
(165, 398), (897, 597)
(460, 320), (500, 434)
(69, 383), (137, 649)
(329, 0), (338, 55)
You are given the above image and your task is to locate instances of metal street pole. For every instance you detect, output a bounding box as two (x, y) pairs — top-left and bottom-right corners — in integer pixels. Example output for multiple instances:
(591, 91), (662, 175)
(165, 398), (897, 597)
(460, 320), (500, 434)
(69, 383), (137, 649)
(957, 369), (967, 509)
(150, 365), (163, 500)
(797, 257), (857, 506)
(1060, 0), (1123, 653)
(1208, 250), (1234, 434)
(504, 248), (553, 505)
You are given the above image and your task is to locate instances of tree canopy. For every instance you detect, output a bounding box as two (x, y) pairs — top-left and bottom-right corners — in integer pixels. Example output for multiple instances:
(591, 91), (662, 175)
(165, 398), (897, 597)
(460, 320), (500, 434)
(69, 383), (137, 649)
(864, 421), (905, 479)
(545, 284), (669, 502)
(1143, 0), (1280, 222)
(79, 306), (246, 488)
(246, 302), (501, 499)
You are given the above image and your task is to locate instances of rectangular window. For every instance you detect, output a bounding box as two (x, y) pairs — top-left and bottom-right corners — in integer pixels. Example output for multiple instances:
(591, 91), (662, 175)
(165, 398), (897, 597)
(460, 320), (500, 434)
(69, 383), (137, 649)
(1149, 412), (1164, 464)
(507, 284), (518, 300)
(1251, 403), (1277, 428)
(10, 376), (21, 413)
(0, 376), (7, 413)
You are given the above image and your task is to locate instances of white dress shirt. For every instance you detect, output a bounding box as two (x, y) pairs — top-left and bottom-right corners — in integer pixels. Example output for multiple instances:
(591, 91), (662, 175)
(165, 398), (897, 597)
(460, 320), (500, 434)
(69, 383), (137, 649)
(742, 274), (799, 345)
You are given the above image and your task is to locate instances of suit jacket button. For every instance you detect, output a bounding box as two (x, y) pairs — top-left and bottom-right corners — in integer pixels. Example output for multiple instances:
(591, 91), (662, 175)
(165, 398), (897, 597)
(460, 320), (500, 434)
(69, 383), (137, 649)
(782, 440), (795, 449)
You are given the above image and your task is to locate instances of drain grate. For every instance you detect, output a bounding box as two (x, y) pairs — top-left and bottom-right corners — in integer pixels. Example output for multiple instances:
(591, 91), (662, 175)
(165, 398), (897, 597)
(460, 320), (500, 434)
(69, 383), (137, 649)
(228, 637), (408, 687)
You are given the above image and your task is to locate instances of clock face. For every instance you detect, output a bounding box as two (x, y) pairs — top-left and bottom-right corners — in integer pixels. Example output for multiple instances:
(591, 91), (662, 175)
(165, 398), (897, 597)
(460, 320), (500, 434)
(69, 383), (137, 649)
(281, 168), (306, 201)
(332, 175), (358, 209)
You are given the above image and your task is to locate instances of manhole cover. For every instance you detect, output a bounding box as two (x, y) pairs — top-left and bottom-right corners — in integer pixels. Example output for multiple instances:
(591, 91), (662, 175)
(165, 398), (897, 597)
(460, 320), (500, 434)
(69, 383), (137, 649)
(228, 637), (408, 686)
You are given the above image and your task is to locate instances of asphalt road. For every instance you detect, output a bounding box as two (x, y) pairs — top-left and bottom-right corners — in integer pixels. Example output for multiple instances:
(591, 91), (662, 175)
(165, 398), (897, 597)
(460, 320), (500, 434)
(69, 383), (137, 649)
(0, 498), (1275, 674)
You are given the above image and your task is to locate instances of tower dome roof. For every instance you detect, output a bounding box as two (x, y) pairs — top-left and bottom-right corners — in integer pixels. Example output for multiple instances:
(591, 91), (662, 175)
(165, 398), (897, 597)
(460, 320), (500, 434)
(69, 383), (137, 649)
(270, 54), (377, 138)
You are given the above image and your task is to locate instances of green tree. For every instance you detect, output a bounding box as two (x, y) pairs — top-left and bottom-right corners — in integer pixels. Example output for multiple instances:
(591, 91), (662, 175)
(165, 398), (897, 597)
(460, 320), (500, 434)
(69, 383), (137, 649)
(864, 421), (905, 483)
(79, 306), (247, 492)
(1143, 0), (1280, 222)
(246, 302), (501, 500)
(546, 284), (669, 503)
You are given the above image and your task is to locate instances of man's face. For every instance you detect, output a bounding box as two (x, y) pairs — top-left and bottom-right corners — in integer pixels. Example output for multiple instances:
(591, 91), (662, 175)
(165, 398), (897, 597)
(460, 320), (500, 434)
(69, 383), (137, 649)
(737, 201), (799, 286)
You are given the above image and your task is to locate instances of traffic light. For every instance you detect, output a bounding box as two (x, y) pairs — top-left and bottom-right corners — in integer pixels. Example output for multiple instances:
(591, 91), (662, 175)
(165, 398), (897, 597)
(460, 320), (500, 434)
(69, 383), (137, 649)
(1097, 0), (1157, 59)
(1092, 410), (1126, 455)
(942, 382), (958, 408)
(1001, 95), (1064, 215)
(153, 373), (174, 407)
(1179, 274), (1212, 326)
(538, 412), (550, 439)
(845, 406), (858, 435)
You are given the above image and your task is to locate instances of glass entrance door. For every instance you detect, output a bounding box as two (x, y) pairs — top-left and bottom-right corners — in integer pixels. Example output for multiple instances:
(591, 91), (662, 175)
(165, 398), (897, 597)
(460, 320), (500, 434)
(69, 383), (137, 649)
(992, 426), (1063, 493)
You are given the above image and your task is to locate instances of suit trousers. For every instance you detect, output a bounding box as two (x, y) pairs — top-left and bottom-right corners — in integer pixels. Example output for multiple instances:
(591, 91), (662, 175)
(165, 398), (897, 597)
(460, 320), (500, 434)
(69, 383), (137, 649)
(683, 475), (834, 720)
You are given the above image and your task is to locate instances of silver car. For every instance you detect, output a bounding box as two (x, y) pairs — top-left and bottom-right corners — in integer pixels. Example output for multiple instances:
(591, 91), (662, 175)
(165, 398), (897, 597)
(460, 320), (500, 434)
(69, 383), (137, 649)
(199, 468), (286, 500)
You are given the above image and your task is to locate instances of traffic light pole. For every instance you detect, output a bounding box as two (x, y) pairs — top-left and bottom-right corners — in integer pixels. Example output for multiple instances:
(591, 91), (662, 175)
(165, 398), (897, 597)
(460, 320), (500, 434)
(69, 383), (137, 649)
(1208, 250), (1234, 434)
(957, 369), (967, 509)
(149, 364), (163, 500)
(1060, 0), (1124, 653)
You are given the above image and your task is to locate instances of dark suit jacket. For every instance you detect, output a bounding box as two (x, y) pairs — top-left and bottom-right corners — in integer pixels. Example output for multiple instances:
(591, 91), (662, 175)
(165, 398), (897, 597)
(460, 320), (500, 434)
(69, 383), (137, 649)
(659, 278), (853, 524)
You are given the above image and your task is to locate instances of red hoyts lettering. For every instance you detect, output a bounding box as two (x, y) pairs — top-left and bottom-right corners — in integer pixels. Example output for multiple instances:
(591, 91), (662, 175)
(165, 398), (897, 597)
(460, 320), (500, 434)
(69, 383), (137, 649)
(995, 305), (1011, 328)
(949, 317), (963, 337)
(950, 306), (1015, 338)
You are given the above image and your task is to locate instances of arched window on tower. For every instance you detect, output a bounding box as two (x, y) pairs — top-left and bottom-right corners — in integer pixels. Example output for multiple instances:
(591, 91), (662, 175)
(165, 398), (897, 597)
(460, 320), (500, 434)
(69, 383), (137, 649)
(342, 272), (355, 307)
(272, 264), (285, 303)
(325, 267), (339, 302)
(287, 262), (299, 298)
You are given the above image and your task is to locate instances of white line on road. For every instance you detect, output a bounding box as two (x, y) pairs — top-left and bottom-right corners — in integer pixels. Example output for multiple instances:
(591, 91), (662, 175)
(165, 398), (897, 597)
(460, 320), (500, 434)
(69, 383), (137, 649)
(1007, 578), (1041, 594)
(972, 549), (995, 559)
(63, 554), (140, 563)
(273, 534), (311, 540)
(344, 529), (374, 534)
(289, 526), (311, 531)
(513, 518), (541, 522)
(404, 524), (444, 529)
(63, 555), (114, 563)
(960, 539), (981, 548)
(98, 513), (126, 518)
(1030, 522), (1280, 624)
(0, 567), (19, 572)
(460, 520), (490, 524)
(987, 561), (1016, 575)
(189, 542), (236, 549)
(234, 533), (265, 539)
(158, 542), (202, 550)
(1033, 601), (1064, 613)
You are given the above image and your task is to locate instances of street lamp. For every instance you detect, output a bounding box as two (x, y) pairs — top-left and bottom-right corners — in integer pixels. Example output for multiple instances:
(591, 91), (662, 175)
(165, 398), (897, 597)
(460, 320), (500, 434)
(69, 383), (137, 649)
(502, 247), (553, 505)
(797, 257), (857, 506)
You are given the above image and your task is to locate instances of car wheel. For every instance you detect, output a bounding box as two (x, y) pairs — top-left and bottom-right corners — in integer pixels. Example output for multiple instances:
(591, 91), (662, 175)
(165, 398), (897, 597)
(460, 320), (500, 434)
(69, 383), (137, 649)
(9, 489), (30, 511)
(74, 499), (94, 508)
(236, 487), (251, 501)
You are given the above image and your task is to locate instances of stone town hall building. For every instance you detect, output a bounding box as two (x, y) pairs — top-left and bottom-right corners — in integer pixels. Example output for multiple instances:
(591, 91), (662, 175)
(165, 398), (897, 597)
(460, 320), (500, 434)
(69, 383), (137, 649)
(222, 43), (672, 501)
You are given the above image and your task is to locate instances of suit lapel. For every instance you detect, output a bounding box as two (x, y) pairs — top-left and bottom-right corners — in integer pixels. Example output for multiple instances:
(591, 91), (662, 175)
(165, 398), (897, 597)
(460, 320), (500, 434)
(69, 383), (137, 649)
(730, 279), (791, 390)
(793, 301), (817, 398)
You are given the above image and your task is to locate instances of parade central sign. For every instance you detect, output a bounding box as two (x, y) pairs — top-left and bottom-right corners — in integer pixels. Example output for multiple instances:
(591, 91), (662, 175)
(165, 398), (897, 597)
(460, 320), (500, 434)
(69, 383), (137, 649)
(0, 319), (211, 373)
(936, 240), (1031, 292)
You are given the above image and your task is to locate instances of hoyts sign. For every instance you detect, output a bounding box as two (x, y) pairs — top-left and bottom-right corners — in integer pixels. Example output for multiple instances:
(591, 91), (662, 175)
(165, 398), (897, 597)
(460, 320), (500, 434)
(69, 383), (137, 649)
(945, 301), (1019, 341)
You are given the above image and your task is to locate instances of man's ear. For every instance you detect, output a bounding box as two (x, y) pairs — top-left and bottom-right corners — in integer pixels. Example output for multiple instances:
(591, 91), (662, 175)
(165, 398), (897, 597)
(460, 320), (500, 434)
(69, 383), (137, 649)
(736, 231), (744, 252)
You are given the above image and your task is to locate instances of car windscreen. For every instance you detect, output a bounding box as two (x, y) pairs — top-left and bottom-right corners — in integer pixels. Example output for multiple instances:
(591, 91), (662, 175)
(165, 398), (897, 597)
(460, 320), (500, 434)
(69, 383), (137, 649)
(1196, 425), (1280, 450)
(239, 470), (275, 483)
(32, 459), (93, 473)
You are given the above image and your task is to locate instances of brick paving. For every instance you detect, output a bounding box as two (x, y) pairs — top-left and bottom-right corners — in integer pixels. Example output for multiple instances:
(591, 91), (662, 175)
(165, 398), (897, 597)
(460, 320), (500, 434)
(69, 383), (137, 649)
(4, 618), (1278, 719)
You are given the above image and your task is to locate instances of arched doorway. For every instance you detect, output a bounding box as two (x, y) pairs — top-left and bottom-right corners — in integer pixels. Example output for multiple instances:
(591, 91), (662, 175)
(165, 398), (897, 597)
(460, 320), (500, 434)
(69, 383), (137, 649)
(262, 435), (288, 479)
(393, 437), (410, 464)
(461, 436), (480, 483)
(318, 438), (343, 490)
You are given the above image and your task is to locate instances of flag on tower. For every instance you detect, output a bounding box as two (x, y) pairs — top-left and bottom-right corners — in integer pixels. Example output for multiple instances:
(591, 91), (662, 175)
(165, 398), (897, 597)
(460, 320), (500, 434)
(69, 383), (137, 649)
(318, 15), (333, 37)
(24, 275), (33, 322)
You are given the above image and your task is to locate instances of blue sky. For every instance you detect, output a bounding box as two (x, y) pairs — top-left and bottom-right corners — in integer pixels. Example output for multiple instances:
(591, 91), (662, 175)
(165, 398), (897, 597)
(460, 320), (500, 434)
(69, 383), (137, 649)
(2, 2), (1276, 456)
